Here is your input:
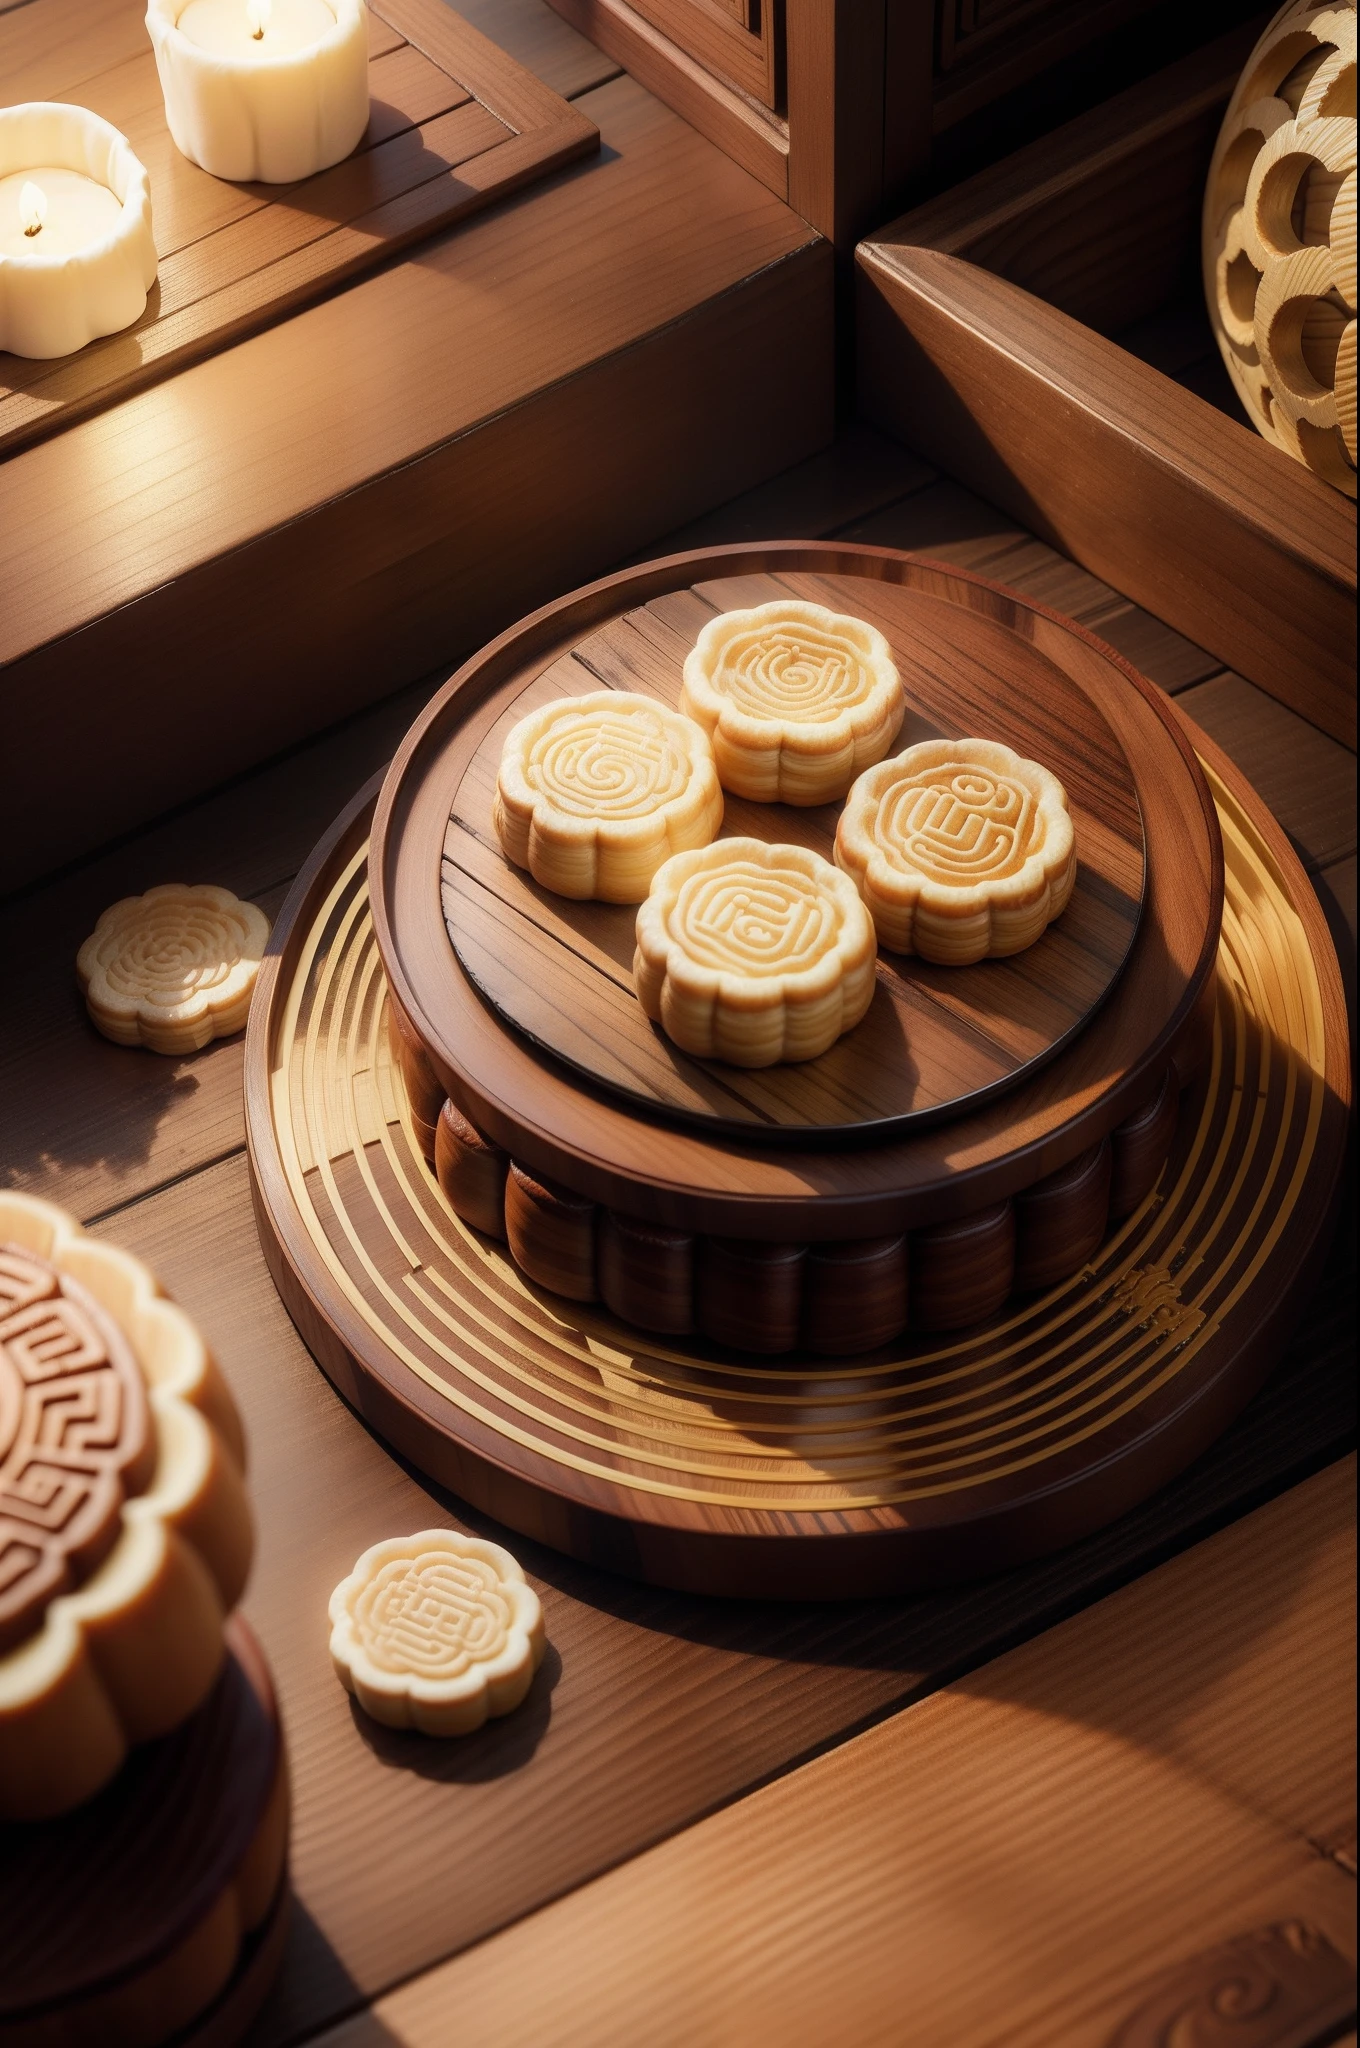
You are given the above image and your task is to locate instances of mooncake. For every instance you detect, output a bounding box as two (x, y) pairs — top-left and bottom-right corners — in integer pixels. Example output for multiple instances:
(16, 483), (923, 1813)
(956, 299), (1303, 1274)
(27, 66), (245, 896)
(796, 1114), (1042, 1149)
(679, 599), (904, 805)
(329, 1530), (545, 1735)
(835, 738), (1076, 964)
(0, 1191), (253, 1820)
(634, 838), (877, 1066)
(77, 883), (271, 1054)
(494, 691), (722, 901)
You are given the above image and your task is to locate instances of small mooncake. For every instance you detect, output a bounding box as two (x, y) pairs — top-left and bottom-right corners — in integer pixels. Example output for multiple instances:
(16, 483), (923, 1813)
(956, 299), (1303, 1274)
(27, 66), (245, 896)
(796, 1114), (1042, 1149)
(494, 691), (722, 902)
(633, 837), (877, 1066)
(679, 599), (904, 805)
(835, 737), (1076, 965)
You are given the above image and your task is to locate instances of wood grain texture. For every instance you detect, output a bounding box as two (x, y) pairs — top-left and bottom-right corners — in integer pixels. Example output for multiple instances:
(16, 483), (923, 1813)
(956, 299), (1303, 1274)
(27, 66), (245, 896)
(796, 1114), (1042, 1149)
(857, 32), (1357, 747)
(84, 1126), (1355, 2048)
(0, 73), (831, 892)
(294, 1459), (1358, 2048)
(245, 722), (1347, 1594)
(0, 429), (1351, 2044)
(539, 0), (790, 196)
(0, 0), (599, 457)
(447, 566), (1145, 1140)
(374, 545), (1216, 1240)
(1178, 671), (1358, 874)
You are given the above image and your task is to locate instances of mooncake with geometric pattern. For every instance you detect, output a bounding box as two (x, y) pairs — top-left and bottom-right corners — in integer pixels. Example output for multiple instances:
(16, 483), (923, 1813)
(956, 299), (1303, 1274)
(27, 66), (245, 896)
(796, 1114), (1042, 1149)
(836, 738), (1076, 965)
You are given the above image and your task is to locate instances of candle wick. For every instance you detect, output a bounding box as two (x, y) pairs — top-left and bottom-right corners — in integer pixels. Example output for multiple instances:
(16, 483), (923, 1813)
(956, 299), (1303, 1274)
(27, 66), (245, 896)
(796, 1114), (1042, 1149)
(251, 22), (263, 33)
(23, 221), (41, 237)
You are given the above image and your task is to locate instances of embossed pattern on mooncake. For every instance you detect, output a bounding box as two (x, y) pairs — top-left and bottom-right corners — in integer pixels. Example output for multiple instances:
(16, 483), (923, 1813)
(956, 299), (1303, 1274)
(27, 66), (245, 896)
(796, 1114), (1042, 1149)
(0, 1191), (253, 1822)
(77, 883), (271, 1053)
(494, 691), (722, 901)
(835, 738), (1076, 964)
(679, 598), (904, 805)
(634, 838), (877, 1066)
(329, 1530), (545, 1735)
(0, 1245), (153, 1654)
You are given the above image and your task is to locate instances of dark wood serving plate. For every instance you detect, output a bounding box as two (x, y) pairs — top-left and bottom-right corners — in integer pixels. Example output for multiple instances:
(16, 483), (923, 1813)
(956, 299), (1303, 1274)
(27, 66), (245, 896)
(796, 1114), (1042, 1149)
(246, 727), (1349, 1596)
(445, 568), (1146, 1140)
(371, 546), (1219, 1239)
(0, 1614), (289, 2048)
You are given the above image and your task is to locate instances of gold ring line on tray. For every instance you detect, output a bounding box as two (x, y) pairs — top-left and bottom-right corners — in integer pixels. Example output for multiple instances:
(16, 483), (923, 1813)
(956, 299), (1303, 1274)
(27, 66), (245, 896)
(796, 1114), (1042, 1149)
(266, 766), (1327, 1511)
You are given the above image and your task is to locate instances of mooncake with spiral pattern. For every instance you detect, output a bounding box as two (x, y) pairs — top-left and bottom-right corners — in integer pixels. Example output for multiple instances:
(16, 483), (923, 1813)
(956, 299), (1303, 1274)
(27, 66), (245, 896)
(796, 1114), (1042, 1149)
(494, 691), (722, 902)
(77, 884), (271, 1053)
(835, 738), (1076, 964)
(634, 838), (877, 1066)
(680, 599), (904, 805)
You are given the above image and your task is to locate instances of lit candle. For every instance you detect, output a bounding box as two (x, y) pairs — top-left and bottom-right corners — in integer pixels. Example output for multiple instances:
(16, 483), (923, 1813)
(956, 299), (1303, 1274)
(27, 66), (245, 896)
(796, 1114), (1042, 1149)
(0, 104), (157, 360)
(145, 0), (369, 184)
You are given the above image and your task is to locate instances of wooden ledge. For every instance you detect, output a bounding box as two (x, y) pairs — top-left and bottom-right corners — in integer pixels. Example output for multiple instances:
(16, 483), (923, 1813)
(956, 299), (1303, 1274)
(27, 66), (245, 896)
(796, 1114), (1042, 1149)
(0, 74), (830, 891)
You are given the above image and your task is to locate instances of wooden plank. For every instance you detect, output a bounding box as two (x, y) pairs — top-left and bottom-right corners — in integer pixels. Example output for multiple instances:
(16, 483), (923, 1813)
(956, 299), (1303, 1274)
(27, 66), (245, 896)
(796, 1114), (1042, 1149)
(86, 1149), (1355, 2046)
(1178, 674), (1358, 875)
(453, 0), (623, 102)
(0, 74), (830, 891)
(857, 243), (1356, 749)
(622, 0), (777, 105)
(271, 1461), (1360, 2047)
(541, 0), (790, 197)
(786, 0), (887, 249)
(856, 23), (1357, 750)
(0, 0), (600, 458)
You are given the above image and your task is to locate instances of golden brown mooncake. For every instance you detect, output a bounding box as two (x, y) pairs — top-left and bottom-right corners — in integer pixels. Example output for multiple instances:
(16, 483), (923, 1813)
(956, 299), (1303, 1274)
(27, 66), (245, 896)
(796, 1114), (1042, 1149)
(0, 1192), (253, 1821)
(835, 737), (1076, 965)
(679, 598), (904, 805)
(494, 691), (722, 902)
(633, 838), (877, 1066)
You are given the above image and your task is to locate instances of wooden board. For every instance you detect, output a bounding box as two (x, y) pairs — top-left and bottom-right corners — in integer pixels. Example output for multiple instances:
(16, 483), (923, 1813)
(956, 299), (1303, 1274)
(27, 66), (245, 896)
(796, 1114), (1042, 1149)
(372, 545), (1217, 1239)
(445, 566), (1146, 1141)
(856, 28), (1358, 749)
(0, 70), (830, 895)
(245, 739), (1349, 1596)
(286, 1460), (1358, 2048)
(0, 1613), (288, 2047)
(0, 0), (597, 457)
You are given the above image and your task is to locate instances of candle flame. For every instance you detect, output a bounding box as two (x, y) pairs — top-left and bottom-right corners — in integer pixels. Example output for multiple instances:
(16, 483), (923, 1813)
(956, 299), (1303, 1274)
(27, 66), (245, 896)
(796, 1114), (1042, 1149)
(19, 181), (47, 237)
(246, 0), (270, 36)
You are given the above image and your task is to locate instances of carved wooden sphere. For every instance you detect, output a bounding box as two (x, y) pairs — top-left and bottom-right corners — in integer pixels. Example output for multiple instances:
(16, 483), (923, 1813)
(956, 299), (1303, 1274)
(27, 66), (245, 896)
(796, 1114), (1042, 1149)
(1203, 0), (1356, 496)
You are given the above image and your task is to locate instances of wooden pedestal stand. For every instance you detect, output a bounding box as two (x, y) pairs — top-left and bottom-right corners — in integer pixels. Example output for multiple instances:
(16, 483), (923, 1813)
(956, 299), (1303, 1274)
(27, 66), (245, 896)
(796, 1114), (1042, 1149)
(246, 547), (1351, 1598)
(0, 1616), (289, 2048)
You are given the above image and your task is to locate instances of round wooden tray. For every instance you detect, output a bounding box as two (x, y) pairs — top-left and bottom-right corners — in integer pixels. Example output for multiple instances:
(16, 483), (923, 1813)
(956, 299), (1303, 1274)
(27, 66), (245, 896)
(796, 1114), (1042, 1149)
(444, 560), (1146, 1140)
(1, 1614), (289, 2048)
(370, 547), (1220, 1238)
(246, 736), (1350, 1598)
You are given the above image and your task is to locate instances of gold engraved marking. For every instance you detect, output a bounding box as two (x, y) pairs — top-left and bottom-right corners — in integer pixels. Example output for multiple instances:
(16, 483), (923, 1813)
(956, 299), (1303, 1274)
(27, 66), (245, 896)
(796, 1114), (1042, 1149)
(329, 1530), (545, 1735)
(1107, 1264), (1206, 1342)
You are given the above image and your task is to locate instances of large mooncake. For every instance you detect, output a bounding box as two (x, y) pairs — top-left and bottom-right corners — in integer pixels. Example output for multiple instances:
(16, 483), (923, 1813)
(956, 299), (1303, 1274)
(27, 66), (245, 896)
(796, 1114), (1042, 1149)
(0, 1191), (253, 1820)
(835, 737), (1076, 964)
(494, 691), (722, 902)
(634, 838), (877, 1066)
(679, 599), (904, 805)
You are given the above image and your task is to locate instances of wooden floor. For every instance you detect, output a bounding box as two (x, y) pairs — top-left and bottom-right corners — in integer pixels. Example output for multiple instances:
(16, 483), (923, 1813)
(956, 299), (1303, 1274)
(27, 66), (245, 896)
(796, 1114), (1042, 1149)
(0, 425), (1354, 2045)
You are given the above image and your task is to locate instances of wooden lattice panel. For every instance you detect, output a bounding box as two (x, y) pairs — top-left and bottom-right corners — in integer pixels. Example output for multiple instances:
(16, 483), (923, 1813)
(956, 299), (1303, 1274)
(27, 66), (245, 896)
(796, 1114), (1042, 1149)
(1204, 0), (1357, 496)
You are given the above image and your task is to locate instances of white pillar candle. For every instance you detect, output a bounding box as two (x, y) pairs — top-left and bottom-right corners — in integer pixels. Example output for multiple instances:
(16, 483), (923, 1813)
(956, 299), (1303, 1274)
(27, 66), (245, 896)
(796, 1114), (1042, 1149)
(0, 104), (157, 360)
(145, 0), (369, 185)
